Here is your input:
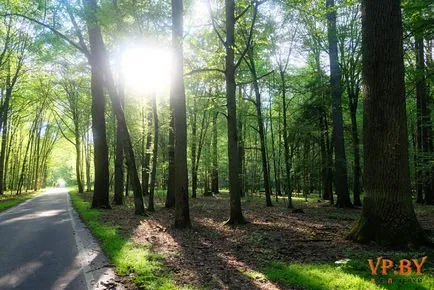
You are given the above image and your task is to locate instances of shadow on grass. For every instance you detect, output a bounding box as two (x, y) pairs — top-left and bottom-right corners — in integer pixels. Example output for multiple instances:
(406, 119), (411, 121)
(263, 260), (434, 290)
(70, 192), (179, 289)
(73, 191), (434, 290)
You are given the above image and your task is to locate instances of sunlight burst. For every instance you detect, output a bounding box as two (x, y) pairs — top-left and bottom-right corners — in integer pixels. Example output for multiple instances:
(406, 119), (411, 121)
(121, 46), (172, 93)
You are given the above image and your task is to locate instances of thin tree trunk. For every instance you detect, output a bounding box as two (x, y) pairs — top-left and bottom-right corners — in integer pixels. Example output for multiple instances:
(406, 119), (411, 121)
(113, 74), (125, 204)
(248, 49), (272, 207)
(211, 112), (219, 194)
(191, 106), (197, 198)
(0, 91), (10, 195)
(350, 108), (362, 206)
(142, 106), (152, 196)
(165, 110), (175, 208)
(415, 37), (433, 204)
(280, 70), (293, 208)
(326, 0), (352, 208)
(148, 94), (158, 211)
(269, 95), (281, 201)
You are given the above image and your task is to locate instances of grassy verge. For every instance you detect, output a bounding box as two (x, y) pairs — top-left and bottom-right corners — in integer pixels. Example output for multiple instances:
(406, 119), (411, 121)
(69, 191), (181, 290)
(0, 191), (40, 213)
(263, 258), (434, 290)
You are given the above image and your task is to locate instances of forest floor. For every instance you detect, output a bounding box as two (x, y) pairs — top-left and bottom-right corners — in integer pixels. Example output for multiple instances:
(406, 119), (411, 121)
(76, 191), (434, 290)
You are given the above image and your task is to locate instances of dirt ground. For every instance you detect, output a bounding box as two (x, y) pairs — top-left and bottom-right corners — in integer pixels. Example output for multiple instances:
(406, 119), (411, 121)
(78, 192), (434, 290)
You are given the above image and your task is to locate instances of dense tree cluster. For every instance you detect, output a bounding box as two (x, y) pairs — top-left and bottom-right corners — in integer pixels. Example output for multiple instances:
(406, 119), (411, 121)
(0, 0), (432, 245)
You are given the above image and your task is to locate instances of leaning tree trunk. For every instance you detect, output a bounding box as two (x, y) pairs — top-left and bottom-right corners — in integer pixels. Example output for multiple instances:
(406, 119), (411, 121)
(84, 0), (144, 214)
(326, 0), (352, 208)
(172, 0), (191, 228)
(348, 0), (429, 246)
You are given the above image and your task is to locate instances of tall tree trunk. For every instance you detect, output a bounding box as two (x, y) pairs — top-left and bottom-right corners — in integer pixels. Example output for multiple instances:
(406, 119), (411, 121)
(84, 0), (144, 214)
(348, 0), (428, 246)
(89, 65), (110, 208)
(211, 112), (219, 194)
(113, 74), (125, 205)
(84, 131), (92, 192)
(33, 121), (42, 191)
(84, 1), (110, 208)
(350, 107), (362, 206)
(172, 0), (191, 228)
(280, 70), (293, 208)
(17, 116), (37, 195)
(415, 37), (433, 204)
(148, 94), (158, 211)
(326, 0), (352, 208)
(191, 107), (197, 198)
(74, 118), (84, 193)
(142, 106), (152, 196)
(0, 88), (11, 195)
(269, 95), (281, 201)
(248, 49), (272, 207)
(225, 0), (246, 225)
(165, 110), (175, 208)
(237, 92), (245, 198)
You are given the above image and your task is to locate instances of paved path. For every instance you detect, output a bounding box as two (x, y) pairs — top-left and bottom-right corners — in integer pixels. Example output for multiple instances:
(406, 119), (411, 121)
(0, 188), (123, 290)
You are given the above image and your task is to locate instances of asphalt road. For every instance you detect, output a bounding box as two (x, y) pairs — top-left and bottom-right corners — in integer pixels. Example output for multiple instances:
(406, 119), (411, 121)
(0, 188), (121, 290)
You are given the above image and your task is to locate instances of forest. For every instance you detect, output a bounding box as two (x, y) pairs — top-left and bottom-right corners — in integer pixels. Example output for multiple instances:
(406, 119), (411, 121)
(0, 0), (433, 289)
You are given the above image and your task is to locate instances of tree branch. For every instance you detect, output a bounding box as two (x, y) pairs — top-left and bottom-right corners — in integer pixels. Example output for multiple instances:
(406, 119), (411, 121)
(1, 13), (90, 58)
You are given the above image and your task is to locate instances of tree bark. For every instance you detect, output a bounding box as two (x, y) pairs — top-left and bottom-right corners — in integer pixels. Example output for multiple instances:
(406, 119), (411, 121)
(248, 49), (272, 207)
(269, 95), (281, 201)
(348, 0), (428, 246)
(326, 0), (352, 208)
(113, 74), (125, 205)
(225, 0), (246, 225)
(84, 0), (144, 214)
(211, 112), (219, 194)
(415, 37), (433, 204)
(280, 70), (293, 208)
(172, 0), (191, 228)
(148, 94), (158, 211)
(191, 105), (198, 198)
(165, 110), (175, 208)
(142, 105), (152, 197)
(350, 107), (362, 206)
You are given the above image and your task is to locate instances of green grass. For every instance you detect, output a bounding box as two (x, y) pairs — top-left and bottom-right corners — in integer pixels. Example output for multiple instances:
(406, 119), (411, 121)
(69, 191), (183, 290)
(264, 259), (434, 290)
(0, 191), (40, 212)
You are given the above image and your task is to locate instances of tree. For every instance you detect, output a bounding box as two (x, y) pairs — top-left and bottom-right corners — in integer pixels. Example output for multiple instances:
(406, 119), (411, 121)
(348, 0), (428, 245)
(148, 94), (159, 211)
(326, 0), (352, 208)
(338, 2), (362, 206)
(224, 0), (247, 225)
(172, 0), (191, 228)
